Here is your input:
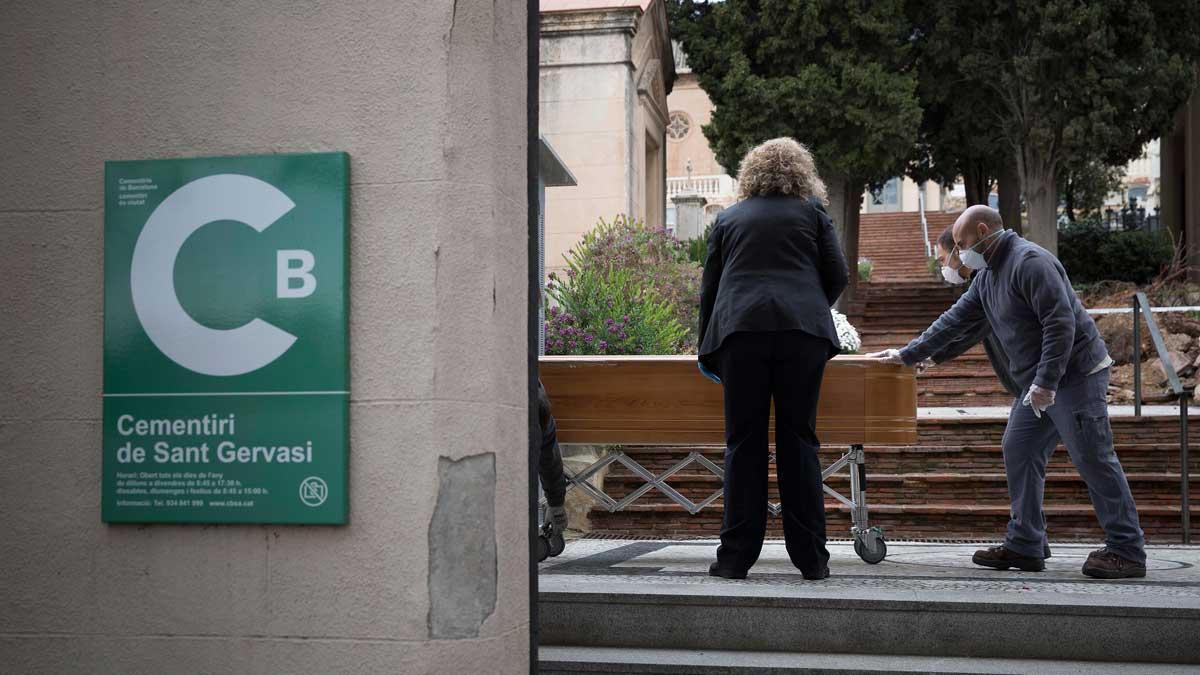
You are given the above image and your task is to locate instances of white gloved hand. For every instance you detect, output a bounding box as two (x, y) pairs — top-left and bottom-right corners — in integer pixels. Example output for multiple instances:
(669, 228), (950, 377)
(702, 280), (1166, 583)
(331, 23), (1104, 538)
(915, 358), (934, 375)
(865, 348), (904, 365)
(1022, 384), (1056, 418)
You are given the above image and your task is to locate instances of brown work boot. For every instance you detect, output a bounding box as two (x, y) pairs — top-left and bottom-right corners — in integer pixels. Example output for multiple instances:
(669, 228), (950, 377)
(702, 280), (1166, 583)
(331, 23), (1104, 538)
(972, 545), (1045, 572)
(1082, 548), (1147, 579)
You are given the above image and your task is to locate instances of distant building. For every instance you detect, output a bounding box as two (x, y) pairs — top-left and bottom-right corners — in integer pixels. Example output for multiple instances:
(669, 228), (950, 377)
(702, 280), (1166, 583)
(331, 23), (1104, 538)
(539, 0), (674, 279)
(665, 42), (738, 234)
(1106, 139), (1160, 211)
(861, 176), (949, 214)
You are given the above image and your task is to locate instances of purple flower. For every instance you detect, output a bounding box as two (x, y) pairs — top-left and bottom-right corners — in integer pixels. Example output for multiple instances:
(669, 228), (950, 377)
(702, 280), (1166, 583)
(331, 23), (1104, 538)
(598, 340), (608, 350)
(583, 335), (593, 344)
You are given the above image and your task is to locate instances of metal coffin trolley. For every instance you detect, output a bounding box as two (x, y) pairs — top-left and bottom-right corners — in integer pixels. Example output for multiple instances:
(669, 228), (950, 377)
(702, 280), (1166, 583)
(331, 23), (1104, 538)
(538, 355), (918, 564)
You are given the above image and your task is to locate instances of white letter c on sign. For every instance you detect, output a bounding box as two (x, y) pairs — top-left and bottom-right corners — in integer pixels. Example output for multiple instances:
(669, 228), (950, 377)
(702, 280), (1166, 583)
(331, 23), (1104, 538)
(130, 174), (298, 376)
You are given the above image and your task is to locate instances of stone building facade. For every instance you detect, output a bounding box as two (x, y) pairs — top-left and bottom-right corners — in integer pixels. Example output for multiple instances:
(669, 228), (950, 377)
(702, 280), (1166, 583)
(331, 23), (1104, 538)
(539, 0), (675, 278)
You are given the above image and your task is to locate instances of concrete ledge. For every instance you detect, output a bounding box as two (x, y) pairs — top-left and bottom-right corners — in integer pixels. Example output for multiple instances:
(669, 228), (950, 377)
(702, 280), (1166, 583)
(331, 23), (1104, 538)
(540, 585), (1200, 663)
(540, 646), (1200, 674)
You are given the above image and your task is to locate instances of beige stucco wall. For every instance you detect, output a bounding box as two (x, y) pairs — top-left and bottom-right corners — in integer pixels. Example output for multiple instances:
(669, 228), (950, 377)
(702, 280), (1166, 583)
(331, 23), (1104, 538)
(539, 3), (671, 278)
(0, 2), (530, 673)
(666, 73), (725, 179)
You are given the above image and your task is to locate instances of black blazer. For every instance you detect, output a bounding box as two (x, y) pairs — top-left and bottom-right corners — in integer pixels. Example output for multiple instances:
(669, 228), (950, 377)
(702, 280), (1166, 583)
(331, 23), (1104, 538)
(698, 195), (849, 371)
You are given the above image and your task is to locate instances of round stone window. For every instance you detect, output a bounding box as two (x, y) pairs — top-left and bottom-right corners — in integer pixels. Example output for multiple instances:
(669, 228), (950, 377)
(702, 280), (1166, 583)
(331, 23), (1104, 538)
(667, 111), (691, 141)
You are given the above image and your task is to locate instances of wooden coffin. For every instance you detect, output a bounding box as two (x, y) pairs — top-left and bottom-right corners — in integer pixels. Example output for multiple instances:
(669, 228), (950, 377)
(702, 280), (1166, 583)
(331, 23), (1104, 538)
(538, 355), (917, 446)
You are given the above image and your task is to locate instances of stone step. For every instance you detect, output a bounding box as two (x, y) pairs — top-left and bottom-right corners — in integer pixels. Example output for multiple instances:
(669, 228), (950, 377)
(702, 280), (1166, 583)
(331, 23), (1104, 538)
(540, 646), (1200, 674)
(539, 578), (1200, 665)
(596, 471), (1200, 511)
(587, 504), (1197, 541)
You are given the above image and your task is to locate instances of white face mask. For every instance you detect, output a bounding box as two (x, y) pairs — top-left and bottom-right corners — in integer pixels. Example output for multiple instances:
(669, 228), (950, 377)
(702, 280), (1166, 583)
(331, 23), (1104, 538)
(941, 265), (967, 285)
(958, 229), (1002, 270)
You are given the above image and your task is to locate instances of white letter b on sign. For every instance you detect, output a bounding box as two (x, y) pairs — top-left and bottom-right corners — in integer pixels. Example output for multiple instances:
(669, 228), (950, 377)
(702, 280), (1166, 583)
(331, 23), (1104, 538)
(277, 250), (317, 298)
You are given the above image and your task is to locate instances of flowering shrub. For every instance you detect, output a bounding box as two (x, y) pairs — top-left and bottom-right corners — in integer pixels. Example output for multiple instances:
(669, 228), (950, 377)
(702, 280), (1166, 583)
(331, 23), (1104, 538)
(832, 308), (861, 353)
(545, 216), (699, 355)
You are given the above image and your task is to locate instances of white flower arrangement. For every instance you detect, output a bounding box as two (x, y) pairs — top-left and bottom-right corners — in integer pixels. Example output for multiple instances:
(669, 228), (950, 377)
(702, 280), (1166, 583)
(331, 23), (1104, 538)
(831, 308), (861, 354)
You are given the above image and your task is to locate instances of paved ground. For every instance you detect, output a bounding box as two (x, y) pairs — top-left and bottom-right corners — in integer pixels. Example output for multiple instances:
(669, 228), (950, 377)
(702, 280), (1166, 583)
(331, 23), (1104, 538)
(540, 539), (1200, 607)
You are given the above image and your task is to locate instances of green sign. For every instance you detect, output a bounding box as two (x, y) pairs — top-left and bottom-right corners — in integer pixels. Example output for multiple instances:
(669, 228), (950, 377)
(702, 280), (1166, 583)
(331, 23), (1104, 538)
(103, 152), (349, 524)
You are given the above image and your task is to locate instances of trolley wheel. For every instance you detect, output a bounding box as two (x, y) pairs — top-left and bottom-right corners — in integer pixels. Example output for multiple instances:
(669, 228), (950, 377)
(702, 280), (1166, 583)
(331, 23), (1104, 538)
(854, 536), (887, 564)
(537, 535), (550, 563)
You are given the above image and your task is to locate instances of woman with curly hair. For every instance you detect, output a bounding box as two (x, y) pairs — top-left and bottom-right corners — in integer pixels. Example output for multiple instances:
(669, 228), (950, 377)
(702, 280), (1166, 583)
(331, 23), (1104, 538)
(698, 137), (849, 580)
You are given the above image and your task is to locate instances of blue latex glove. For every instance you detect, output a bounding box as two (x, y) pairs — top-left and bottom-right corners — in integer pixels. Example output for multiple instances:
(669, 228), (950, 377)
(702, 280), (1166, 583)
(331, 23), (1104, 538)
(697, 360), (721, 384)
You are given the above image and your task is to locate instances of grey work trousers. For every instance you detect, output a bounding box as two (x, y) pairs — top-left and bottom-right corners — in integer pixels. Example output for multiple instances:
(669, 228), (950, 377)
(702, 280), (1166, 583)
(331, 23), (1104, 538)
(1002, 366), (1146, 563)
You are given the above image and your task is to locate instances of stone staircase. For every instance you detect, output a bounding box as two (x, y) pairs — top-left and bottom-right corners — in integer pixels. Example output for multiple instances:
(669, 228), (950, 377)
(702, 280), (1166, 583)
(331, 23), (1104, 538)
(583, 414), (1199, 543)
(849, 212), (1027, 407)
(856, 211), (958, 280)
(848, 280), (1014, 407)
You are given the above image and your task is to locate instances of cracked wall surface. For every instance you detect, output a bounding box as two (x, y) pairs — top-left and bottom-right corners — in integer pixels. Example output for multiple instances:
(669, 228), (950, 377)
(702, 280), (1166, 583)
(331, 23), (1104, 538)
(0, 1), (530, 673)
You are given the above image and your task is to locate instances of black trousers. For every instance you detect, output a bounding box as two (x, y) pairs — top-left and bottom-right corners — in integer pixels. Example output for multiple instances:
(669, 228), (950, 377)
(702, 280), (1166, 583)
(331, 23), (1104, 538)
(714, 330), (830, 574)
(537, 380), (566, 507)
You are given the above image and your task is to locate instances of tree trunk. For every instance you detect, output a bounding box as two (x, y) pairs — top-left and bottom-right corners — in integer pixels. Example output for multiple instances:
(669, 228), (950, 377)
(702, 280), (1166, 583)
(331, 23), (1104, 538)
(962, 163), (993, 208)
(825, 175), (862, 311)
(963, 164), (985, 207)
(997, 159), (1022, 236)
(1062, 178), (1076, 223)
(1017, 147), (1059, 256)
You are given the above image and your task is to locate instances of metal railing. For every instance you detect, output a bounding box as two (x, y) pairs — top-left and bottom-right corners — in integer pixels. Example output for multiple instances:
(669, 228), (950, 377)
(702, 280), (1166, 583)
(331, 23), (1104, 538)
(918, 190), (932, 258)
(1131, 292), (1192, 544)
(667, 174), (738, 200)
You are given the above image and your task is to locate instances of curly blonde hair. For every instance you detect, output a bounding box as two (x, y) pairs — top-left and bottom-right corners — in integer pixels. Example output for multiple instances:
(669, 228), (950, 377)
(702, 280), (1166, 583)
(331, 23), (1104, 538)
(736, 137), (827, 203)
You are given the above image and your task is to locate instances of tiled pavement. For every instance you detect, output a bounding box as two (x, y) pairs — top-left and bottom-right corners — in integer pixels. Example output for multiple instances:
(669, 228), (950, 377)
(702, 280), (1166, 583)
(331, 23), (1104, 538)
(540, 539), (1200, 606)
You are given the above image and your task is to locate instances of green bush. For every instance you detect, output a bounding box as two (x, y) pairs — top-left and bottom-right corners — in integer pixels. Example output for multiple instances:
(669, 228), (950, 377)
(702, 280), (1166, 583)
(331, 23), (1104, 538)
(684, 221), (714, 266)
(858, 258), (873, 282)
(1058, 221), (1173, 284)
(927, 255), (942, 280)
(545, 215), (700, 355)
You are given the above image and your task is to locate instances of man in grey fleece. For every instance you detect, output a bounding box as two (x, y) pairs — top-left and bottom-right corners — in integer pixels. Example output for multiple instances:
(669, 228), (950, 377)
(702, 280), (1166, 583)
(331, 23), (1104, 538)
(868, 205), (1146, 579)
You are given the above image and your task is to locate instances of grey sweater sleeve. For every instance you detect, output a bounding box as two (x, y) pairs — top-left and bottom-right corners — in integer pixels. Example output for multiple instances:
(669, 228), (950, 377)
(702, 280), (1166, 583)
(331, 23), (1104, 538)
(898, 279), (988, 366)
(1017, 254), (1076, 391)
(926, 319), (991, 364)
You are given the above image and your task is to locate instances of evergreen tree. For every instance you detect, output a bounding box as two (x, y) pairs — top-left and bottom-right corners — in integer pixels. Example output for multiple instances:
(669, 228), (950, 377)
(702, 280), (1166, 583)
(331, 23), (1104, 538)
(932, 1), (1200, 254)
(670, 0), (921, 304)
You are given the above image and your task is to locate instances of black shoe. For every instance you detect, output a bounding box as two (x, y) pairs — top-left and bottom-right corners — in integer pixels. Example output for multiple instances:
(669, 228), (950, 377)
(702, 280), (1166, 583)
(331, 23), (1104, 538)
(1082, 548), (1147, 579)
(802, 566), (830, 580)
(972, 545), (1045, 572)
(708, 561), (748, 580)
(1043, 542), (1052, 559)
